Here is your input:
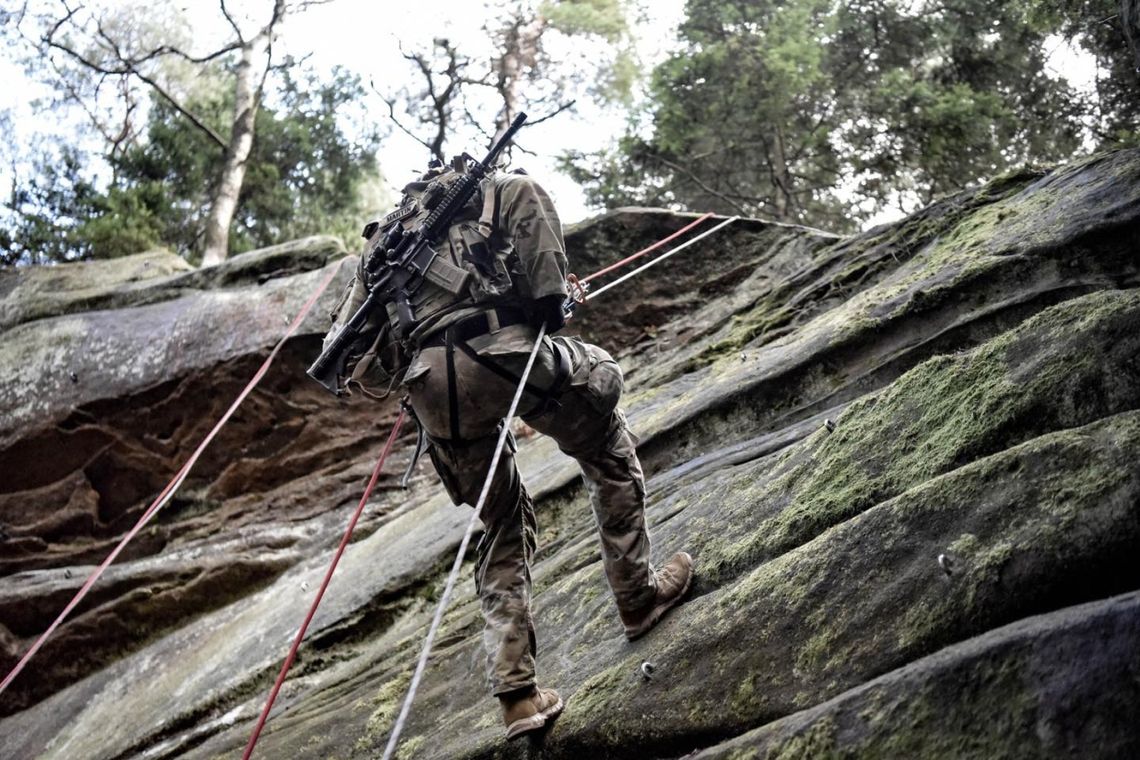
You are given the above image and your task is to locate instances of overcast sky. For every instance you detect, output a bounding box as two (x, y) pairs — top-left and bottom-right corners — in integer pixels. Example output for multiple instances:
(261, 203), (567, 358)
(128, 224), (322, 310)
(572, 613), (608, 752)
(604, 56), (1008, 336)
(272, 0), (688, 222)
(1, 0), (1098, 229)
(0, 0), (686, 225)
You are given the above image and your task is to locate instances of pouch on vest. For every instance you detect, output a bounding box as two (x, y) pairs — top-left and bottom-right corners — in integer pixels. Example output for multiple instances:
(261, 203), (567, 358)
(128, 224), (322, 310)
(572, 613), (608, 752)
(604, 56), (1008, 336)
(449, 221), (514, 300)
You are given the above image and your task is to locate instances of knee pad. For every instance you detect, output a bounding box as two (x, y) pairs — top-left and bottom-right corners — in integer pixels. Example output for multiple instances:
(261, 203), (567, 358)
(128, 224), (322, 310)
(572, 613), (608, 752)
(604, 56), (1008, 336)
(552, 338), (624, 417)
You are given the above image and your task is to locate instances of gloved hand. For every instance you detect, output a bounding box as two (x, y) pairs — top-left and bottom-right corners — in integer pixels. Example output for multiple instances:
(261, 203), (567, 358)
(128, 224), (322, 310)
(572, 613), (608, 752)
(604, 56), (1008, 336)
(531, 294), (567, 334)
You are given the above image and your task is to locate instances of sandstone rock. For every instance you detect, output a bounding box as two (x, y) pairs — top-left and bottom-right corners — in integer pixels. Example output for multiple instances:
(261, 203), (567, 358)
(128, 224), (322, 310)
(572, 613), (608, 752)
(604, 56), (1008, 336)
(0, 150), (1138, 759)
(696, 591), (1140, 760)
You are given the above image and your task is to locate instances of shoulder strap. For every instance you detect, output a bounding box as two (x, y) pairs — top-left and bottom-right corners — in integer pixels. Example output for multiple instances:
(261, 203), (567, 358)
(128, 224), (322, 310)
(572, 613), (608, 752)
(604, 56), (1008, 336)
(476, 177), (499, 239)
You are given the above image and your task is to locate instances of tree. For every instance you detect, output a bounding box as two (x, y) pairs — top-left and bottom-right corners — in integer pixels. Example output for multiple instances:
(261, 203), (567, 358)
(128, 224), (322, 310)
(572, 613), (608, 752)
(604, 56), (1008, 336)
(1032, 0), (1140, 148)
(17, 0), (331, 266)
(1, 144), (98, 266)
(383, 0), (637, 163)
(569, 0), (1126, 232)
(0, 65), (382, 264)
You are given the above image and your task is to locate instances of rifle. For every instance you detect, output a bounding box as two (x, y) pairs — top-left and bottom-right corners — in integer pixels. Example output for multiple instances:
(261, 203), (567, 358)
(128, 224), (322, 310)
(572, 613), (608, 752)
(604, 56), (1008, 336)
(307, 113), (527, 396)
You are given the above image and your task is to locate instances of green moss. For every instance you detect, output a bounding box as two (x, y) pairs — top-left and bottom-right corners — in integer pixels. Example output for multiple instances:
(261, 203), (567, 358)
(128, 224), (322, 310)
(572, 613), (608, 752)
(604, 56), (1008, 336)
(806, 654), (1035, 760)
(724, 748), (760, 760)
(359, 670), (412, 747)
(762, 716), (841, 760)
(560, 657), (639, 744)
(730, 673), (767, 718)
(678, 166), (1044, 373)
(395, 734), (425, 759)
(696, 289), (1140, 588)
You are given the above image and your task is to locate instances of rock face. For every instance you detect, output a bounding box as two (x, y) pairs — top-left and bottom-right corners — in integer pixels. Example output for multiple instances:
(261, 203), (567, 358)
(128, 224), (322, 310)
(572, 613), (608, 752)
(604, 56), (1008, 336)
(1, 150), (1138, 759)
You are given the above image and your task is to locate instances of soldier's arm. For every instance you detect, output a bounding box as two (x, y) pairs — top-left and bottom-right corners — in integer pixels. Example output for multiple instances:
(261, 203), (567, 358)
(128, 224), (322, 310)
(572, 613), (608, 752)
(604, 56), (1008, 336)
(495, 173), (569, 301)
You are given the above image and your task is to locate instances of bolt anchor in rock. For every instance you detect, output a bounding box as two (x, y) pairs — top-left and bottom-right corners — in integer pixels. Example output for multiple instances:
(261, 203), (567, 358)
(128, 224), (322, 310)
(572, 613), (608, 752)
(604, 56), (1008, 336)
(640, 661), (655, 681)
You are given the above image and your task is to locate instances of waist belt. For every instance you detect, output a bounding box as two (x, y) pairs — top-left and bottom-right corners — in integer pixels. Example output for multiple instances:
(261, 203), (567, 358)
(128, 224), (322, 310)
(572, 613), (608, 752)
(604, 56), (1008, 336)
(420, 306), (569, 441)
(420, 307), (529, 348)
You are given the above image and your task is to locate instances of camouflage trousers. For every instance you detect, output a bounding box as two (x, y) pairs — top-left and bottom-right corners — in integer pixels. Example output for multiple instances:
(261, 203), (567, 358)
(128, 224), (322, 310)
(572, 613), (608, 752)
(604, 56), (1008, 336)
(405, 320), (655, 695)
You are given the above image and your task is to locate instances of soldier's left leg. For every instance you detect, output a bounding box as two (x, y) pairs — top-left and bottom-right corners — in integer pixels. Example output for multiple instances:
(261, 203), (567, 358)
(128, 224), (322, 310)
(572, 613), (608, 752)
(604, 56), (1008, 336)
(522, 338), (657, 614)
(426, 432), (539, 694)
(408, 339), (542, 695)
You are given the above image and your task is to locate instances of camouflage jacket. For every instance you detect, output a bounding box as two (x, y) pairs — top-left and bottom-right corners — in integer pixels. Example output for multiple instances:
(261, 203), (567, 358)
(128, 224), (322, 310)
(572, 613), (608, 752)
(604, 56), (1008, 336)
(324, 169), (568, 393)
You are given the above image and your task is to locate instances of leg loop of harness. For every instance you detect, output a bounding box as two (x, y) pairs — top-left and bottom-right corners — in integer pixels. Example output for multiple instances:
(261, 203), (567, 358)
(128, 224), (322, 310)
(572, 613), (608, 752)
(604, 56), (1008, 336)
(400, 397), (431, 488)
(445, 327), (461, 441)
(453, 337), (569, 417)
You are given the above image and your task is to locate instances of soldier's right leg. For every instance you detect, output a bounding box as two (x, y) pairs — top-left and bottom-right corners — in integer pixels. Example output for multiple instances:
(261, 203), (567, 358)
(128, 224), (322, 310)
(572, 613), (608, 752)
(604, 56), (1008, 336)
(522, 338), (657, 615)
(424, 432), (539, 696)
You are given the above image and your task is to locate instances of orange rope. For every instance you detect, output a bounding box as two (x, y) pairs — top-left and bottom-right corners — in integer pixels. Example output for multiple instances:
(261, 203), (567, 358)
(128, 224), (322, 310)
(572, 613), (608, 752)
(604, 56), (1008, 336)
(243, 408), (407, 759)
(580, 212), (715, 284)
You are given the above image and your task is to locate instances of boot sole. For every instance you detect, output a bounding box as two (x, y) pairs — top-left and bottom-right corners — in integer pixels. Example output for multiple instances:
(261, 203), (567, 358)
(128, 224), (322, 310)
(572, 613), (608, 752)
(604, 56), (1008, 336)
(624, 554), (694, 641)
(504, 694), (565, 741)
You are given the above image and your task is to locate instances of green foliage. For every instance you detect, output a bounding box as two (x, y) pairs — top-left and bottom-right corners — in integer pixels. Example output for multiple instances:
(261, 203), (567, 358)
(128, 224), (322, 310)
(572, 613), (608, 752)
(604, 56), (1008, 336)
(541, 0), (629, 41)
(0, 146), (113, 266)
(2, 64), (382, 264)
(570, 0), (1137, 232)
(112, 65), (381, 260)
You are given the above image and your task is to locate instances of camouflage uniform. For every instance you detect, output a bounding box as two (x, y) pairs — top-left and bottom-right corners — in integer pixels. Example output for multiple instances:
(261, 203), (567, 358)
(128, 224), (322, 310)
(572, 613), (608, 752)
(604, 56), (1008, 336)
(330, 169), (655, 695)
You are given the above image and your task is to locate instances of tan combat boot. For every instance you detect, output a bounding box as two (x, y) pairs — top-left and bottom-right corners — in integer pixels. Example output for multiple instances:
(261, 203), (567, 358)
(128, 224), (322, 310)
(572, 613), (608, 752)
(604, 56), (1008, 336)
(619, 551), (694, 640)
(499, 686), (564, 740)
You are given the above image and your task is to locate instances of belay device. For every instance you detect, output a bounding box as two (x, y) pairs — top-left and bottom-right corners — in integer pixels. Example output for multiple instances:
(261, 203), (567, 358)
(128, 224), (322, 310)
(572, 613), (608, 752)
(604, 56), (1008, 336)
(307, 113), (528, 396)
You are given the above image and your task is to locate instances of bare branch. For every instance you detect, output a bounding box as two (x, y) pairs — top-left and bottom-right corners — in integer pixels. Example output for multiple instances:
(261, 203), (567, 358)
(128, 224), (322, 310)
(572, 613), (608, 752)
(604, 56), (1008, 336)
(391, 38), (470, 161)
(650, 155), (750, 214)
(524, 99), (576, 126)
(42, 12), (230, 150)
(132, 68), (229, 150)
(509, 139), (537, 157)
(126, 41), (243, 68)
(219, 0), (244, 42)
(372, 78), (437, 158)
(48, 54), (128, 149)
(463, 104), (493, 141)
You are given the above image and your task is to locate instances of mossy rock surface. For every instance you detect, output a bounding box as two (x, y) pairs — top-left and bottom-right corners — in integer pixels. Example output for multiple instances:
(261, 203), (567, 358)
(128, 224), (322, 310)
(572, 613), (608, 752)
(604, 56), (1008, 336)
(696, 591), (1140, 760)
(1, 151), (1139, 759)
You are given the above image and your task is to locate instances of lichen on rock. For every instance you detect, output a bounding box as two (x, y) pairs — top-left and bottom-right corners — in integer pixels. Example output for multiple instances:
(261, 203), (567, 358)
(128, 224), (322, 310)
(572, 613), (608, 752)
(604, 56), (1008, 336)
(1, 150), (1139, 759)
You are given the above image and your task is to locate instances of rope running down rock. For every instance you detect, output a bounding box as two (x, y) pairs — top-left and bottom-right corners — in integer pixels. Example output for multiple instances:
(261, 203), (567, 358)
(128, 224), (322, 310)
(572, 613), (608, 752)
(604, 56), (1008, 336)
(0, 257), (348, 700)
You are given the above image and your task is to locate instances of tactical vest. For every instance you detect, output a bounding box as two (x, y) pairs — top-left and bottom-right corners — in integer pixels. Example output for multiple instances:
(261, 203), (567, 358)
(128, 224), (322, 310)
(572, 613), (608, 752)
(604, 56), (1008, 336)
(326, 164), (563, 396)
(360, 165), (533, 345)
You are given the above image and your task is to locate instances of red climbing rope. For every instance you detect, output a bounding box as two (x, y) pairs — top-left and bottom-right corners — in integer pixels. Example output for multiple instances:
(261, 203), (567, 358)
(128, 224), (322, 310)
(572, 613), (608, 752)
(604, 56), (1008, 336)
(5, 209), (741, 754)
(0, 258), (347, 700)
(243, 408), (407, 760)
(580, 212), (715, 284)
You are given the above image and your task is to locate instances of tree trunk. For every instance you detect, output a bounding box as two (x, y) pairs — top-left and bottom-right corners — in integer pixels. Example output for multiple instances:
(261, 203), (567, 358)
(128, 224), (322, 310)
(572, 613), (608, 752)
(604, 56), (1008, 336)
(200, 33), (271, 267)
(493, 13), (545, 138)
(770, 124), (794, 222)
(1124, 0), (1140, 74)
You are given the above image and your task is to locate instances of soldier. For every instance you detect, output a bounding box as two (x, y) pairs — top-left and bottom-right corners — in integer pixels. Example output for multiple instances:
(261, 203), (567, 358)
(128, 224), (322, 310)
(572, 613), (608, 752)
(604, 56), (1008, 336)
(326, 159), (694, 741)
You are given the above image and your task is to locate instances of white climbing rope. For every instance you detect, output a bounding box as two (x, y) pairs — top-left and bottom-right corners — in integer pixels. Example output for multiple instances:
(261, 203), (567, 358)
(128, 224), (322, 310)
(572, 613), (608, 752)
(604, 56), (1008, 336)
(380, 213), (744, 757)
(381, 322), (548, 760)
(585, 216), (741, 301)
